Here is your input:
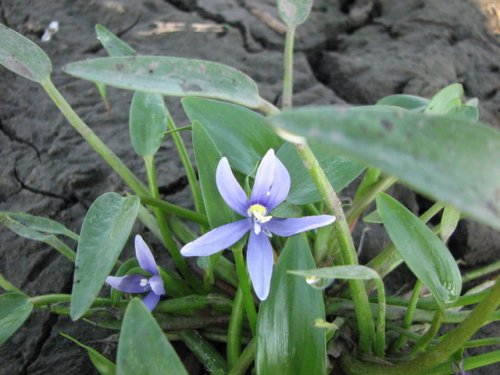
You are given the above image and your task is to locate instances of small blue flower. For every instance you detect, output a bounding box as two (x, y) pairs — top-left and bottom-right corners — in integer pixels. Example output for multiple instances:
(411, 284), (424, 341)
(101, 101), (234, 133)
(181, 149), (336, 300)
(106, 235), (166, 311)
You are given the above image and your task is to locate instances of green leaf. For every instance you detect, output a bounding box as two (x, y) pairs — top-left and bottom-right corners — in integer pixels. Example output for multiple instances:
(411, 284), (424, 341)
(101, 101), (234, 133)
(376, 94), (429, 110)
(0, 292), (33, 345)
(256, 235), (325, 375)
(363, 210), (382, 224)
(277, 0), (314, 26)
(290, 265), (381, 282)
(192, 121), (238, 228)
(0, 211), (79, 240)
(95, 24), (136, 57)
(425, 83), (464, 114)
(63, 56), (262, 109)
(0, 23), (52, 82)
(183, 97), (282, 175)
(117, 299), (188, 375)
(377, 193), (462, 307)
(60, 332), (116, 375)
(179, 331), (227, 373)
(277, 142), (365, 204)
(440, 205), (461, 243)
(71, 193), (140, 320)
(270, 106), (500, 230)
(129, 92), (168, 156)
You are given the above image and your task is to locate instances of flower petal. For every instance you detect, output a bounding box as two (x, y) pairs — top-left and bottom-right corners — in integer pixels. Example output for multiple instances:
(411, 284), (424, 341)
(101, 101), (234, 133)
(266, 155), (291, 210)
(250, 149), (276, 206)
(266, 215), (336, 237)
(247, 232), (274, 300)
(149, 274), (166, 296)
(106, 275), (149, 293)
(216, 157), (249, 216)
(135, 235), (158, 275)
(142, 291), (160, 311)
(181, 219), (251, 257)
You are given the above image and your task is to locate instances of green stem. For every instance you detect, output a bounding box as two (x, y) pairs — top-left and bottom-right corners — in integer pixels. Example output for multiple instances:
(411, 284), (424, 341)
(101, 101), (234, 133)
(282, 26), (296, 109)
(428, 349), (500, 374)
(232, 244), (257, 336)
(410, 309), (444, 355)
(0, 272), (22, 293)
(341, 278), (500, 375)
(40, 78), (149, 196)
(227, 339), (256, 375)
(390, 279), (423, 352)
(295, 143), (375, 353)
(139, 195), (208, 225)
(346, 176), (397, 226)
(373, 277), (387, 358)
(179, 331), (228, 373)
(46, 236), (76, 262)
(227, 288), (245, 368)
(462, 260), (500, 284)
(144, 155), (200, 291)
(167, 117), (205, 215)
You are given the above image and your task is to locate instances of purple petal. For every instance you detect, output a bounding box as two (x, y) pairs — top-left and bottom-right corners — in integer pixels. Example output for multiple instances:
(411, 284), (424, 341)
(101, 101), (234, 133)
(135, 235), (158, 275)
(216, 157), (249, 216)
(250, 149), (276, 206)
(149, 274), (165, 296)
(106, 275), (149, 293)
(247, 232), (274, 300)
(181, 219), (251, 257)
(266, 155), (291, 210)
(266, 215), (336, 237)
(142, 291), (160, 311)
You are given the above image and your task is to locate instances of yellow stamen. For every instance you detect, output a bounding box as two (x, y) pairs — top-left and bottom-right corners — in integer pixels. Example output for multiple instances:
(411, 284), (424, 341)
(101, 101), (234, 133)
(247, 204), (272, 223)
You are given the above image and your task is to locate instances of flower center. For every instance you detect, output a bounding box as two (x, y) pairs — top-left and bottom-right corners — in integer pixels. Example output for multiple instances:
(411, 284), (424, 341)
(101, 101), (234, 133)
(139, 278), (149, 287)
(247, 204), (272, 235)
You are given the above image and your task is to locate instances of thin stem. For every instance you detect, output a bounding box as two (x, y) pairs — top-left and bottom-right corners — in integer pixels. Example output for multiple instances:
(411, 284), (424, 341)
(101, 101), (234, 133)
(427, 349), (500, 374)
(227, 287), (245, 368)
(374, 277), (387, 358)
(167, 117), (205, 215)
(227, 339), (256, 375)
(179, 331), (228, 373)
(410, 309), (444, 355)
(232, 244), (257, 336)
(0, 273), (22, 293)
(144, 155), (200, 291)
(282, 26), (296, 109)
(390, 279), (423, 352)
(341, 278), (500, 375)
(139, 195), (208, 225)
(462, 260), (500, 284)
(40, 78), (149, 196)
(295, 143), (375, 353)
(347, 176), (397, 227)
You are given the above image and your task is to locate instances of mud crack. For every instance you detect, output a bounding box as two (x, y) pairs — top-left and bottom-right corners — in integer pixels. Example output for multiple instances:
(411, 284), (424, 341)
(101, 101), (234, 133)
(0, 119), (41, 161)
(158, 175), (188, 196)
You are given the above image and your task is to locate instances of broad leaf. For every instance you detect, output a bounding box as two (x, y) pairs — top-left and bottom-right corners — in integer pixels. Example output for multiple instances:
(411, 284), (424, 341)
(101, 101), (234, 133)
(71, 193), (140, 320)
(425, 83), (463, 114)
(0, 23), (52, 82)
(0, 292), (33, 345)
(377, 193), (462, 307)
(277, 0), (314, 26)
(129, 92), (168, 156)
(95, 24), (136, 57)
(63, 56), (262, 109)
(376, 94), (429, 110)
(61, 332), (116, 375)
(270, 106), (500, 230)
(117, 299), (188, 375)
(277, 142), (365, 204)
(256, 235), (325, 375)
(183, 97), (282, 175)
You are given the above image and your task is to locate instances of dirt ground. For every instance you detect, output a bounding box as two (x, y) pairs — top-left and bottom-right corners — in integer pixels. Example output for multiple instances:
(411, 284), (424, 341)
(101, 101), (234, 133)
(0, 0), (499, 374)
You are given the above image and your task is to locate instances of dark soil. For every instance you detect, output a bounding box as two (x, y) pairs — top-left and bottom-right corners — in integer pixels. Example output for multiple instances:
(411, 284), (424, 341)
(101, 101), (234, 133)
(0, 0), (499, 374)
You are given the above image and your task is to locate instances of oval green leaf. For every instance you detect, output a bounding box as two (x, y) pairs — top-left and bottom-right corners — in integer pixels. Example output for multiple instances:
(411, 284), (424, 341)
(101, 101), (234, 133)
(377, 193), (462, 307)
(376, 94), (429, 110)
(290, 265), (381, 281)
(277, 0), (314, 26)
(117, 298), (188, 375)
(183, 97), (282, 175)
(0, 292), (33, 345)
(71, 193), (140, 320)
(129, 92), (168, 157)
(1, 211), (79, 240)
(0, 23), (52, 82)
(60, 332), (116, 375)
(270, 106), (500, 230)
(63, 56), (262, 109)
(95, 24), (136, 57)
(256, 235), (326, 375)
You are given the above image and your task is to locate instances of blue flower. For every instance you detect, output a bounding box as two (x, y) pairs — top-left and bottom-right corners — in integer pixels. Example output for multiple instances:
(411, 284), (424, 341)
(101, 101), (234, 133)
(181, 149), (335, 300)
(106, 235), (166, 311)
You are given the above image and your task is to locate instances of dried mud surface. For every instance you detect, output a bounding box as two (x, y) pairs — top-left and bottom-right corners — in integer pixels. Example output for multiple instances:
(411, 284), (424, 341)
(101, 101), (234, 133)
(0, 0), (499, 374)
